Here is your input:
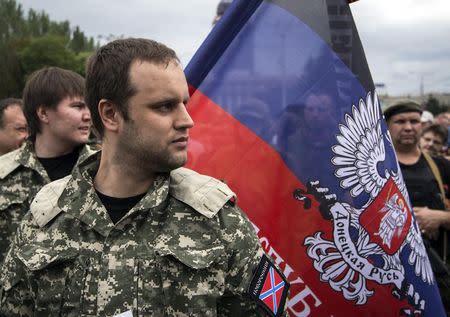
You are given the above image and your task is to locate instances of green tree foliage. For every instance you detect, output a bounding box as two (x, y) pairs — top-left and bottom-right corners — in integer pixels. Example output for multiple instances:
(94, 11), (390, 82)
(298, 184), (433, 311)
(425, 95), (450, 115)
(25, 9), (71, 40)
(0, 0), (26, 42)
(425, 95), (441, 115)
(0, 0), (25, 97)
(19, 36), (77, 75)
(0, 0), (96, 99)
(74, 51), (92, 76)
(70, 26), (94, 54)
(0, 41), (22, 97)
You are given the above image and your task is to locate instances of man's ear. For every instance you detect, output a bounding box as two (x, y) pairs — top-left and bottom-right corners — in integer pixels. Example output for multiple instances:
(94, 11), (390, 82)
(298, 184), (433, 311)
(36, 106), (49, 123)
(98, 99), (122, 133)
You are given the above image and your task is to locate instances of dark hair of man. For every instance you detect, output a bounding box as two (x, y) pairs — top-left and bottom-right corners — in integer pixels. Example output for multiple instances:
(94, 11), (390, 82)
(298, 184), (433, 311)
(422, 123), (448, 144)
(85, 38), (179, 137)
(0, 98), (23, 128)
(22, 67), (85, 141)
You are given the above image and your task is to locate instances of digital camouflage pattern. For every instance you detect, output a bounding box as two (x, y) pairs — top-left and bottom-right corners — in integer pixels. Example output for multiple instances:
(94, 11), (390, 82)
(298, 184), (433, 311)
(0, 141), (97, 264)
(0, 158), (286, 316)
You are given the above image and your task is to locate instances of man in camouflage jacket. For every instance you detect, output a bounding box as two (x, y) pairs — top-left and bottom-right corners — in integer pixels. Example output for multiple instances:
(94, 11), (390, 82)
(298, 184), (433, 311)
(0, 39), (288, 316)
(0, 67), (95, 263)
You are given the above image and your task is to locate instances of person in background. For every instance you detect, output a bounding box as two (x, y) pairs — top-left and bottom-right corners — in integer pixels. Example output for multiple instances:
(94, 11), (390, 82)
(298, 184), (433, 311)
(434, 112), (450, 156)
(420, 123), (448, 157)
(420, 110), (434, 130)
(0, 98), (28, 156)
(0, 38), (288, 316)
(435, 112), (450, 129)
(0, 67), (95, 264)
(384, 100), (450, 312)
(213, 0), (233, 25)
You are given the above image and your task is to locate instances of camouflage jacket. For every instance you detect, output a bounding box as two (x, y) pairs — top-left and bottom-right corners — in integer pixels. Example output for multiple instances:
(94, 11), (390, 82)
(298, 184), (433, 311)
(0, 159), (285, 317)
(0, 141), (97, 263)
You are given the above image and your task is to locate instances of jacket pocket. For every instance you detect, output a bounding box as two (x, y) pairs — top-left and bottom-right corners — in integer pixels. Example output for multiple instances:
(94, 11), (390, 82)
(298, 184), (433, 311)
(0, 192), (28, 233)
(0, 192), (27, 210)
(156, 244), (227, 316)
(17, 247), (96, 316)
(135, 257), (165, 317)
(64, 256), (98, 316)
(0, 194), (28, 261)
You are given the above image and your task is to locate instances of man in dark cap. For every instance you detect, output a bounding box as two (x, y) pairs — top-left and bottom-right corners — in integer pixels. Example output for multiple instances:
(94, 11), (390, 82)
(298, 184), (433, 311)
(385, 100), (450, 311)
(384, 100), (425, 164)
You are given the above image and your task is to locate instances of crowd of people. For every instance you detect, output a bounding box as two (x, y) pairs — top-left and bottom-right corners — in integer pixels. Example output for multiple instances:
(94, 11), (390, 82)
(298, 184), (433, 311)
(0, 1), (448, 313)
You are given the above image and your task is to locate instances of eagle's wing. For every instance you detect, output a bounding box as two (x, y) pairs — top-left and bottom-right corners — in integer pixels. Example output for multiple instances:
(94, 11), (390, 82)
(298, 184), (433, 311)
(405, 223), (434, 284)
(332, 92), (388, 199)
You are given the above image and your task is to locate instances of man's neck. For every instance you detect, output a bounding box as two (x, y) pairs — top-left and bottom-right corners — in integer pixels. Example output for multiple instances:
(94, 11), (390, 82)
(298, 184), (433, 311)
(34, 134), (77, 158)
(395, 144), (421, 165)
(94, 145), (156, 198)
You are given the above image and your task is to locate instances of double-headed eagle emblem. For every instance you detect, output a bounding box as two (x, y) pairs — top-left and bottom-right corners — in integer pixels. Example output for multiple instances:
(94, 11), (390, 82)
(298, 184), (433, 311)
(302, 92), (433, 314)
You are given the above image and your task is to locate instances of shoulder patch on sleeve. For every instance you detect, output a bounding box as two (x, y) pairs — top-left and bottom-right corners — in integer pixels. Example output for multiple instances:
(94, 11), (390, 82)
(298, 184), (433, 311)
(0, 149), (21, 179)
(247, 254), (290, 317)
(169, 167), (236, 218)
(30, 175), (71, 228)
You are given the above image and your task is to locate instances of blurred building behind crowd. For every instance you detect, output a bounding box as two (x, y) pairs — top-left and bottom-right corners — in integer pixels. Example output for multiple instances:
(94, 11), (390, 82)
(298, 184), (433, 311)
(379, 93), (450, 111)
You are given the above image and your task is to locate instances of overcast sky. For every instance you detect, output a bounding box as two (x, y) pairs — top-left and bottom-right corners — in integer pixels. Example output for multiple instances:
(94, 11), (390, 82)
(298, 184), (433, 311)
(17, 0), (450, 96)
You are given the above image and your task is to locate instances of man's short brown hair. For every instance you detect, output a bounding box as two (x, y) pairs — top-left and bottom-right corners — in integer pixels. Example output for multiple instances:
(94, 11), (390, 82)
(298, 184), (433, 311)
(22, 67), (85, 141)
(85, 38), (179, 137)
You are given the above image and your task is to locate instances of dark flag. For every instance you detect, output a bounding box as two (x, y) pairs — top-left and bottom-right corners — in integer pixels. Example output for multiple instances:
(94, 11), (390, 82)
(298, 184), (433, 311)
(185, 0), (445, 315)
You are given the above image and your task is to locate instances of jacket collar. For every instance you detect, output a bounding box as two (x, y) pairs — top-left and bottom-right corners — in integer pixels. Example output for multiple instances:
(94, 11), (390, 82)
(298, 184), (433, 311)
(58, 159), (170, 237)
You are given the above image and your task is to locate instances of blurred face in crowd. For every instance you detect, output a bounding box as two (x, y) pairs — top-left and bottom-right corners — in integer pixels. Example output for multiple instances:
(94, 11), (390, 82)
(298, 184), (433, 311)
(420, 131), (444, 155)
(117, 60), (194, 173)
(387, 112), (422, 150)
(0, 104), (28, 155)
(44, 96), (91, 147)
(435, 112), (450, 128)
(303, 94), (334, 130)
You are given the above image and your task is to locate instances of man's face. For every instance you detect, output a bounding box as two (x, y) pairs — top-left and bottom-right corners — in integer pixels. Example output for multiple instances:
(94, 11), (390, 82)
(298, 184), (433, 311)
(0, 104), (28, 154)
(435, 113), (450, 128)
(117, 60), (194, 173)
(387, 112), (422, 149)
(420, 131), (444, 155)
(45, 96), (91, 146)
(303, 94), (334, 129)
